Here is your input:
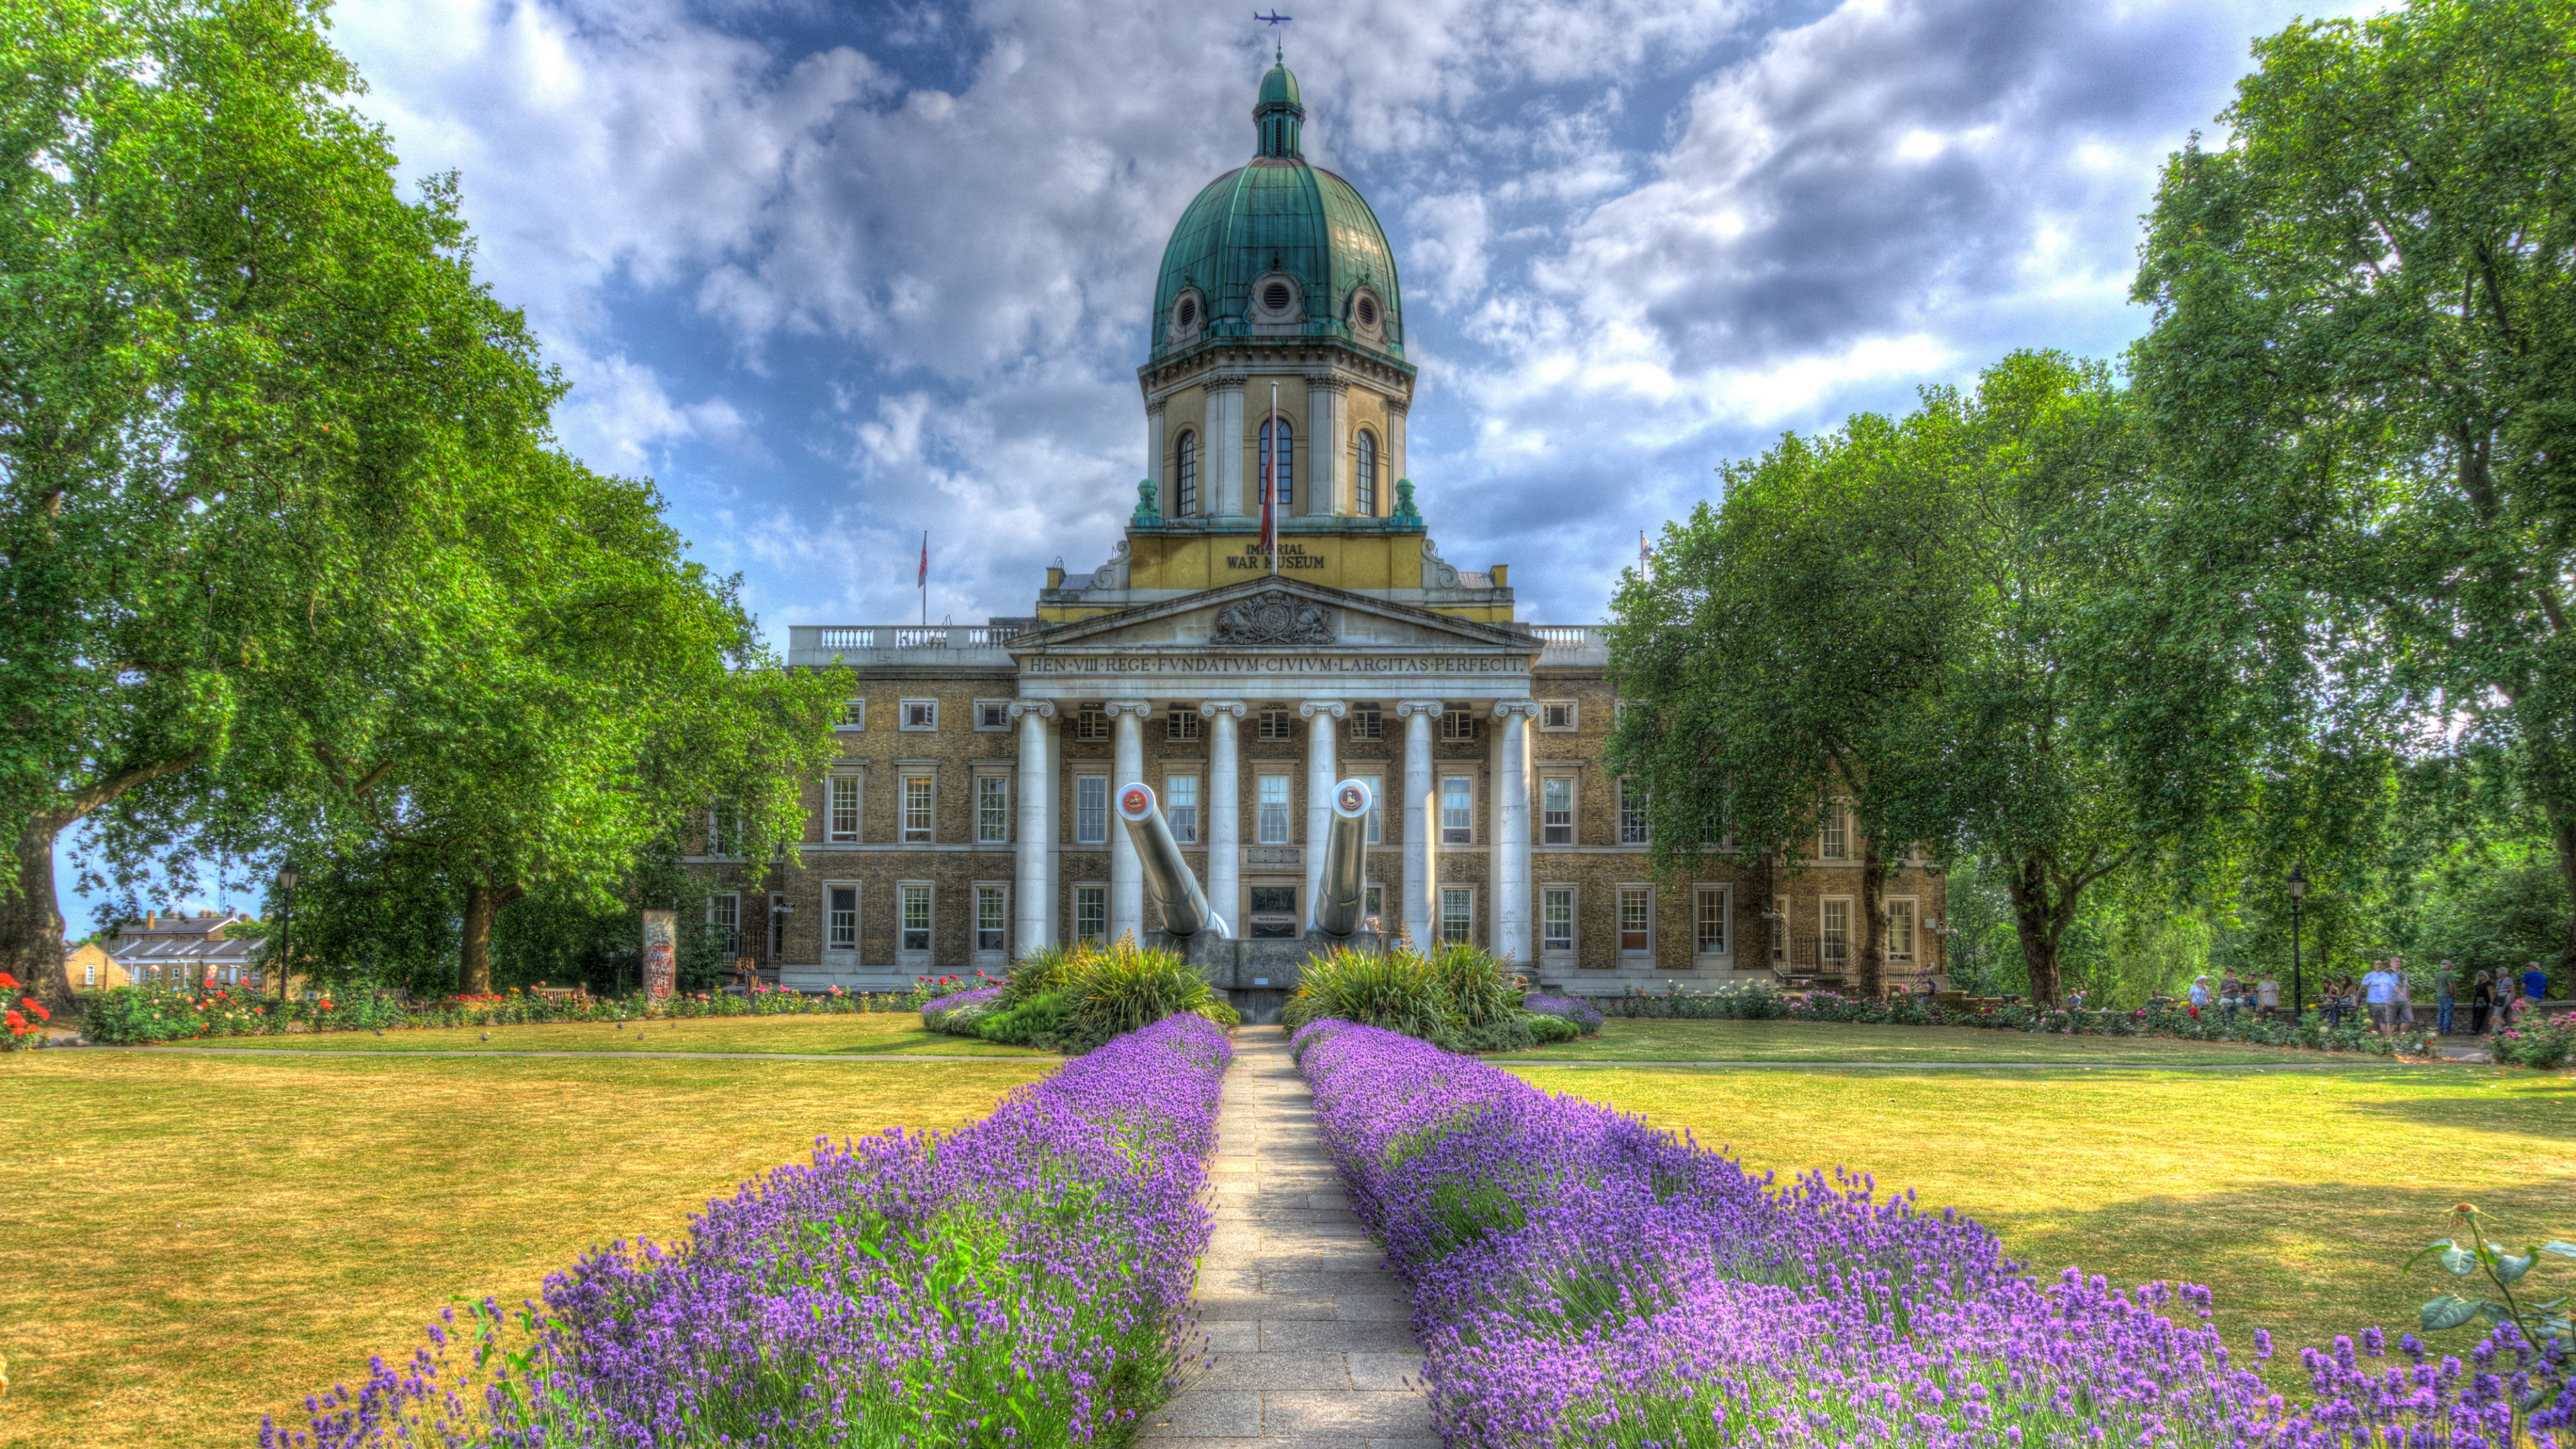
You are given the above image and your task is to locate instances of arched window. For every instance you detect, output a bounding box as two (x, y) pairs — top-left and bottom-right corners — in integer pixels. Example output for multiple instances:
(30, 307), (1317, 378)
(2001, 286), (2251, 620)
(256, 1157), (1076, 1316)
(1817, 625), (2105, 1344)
(1258, 417), (1294, 511)
(1174, 430), (1198, 516)
(1354, 429), (1378, 517)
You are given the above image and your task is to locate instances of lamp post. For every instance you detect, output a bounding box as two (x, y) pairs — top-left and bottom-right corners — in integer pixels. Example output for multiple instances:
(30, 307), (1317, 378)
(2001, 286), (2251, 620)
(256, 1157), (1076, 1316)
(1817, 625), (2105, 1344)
(274, 865), (299, 1004)
(2286, 864), (2308, 1020)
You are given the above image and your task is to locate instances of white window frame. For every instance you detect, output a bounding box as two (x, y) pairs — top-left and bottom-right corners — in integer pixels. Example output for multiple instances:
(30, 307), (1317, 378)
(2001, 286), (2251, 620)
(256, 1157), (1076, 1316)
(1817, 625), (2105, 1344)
(1618, 780), (1650, 846)
(1772, 898), (1790, 964)
(1538, 700), (1578, 732)
(1439, 886), (1476, 946)
(1258, 708), (1295, 741)
(1346, 705), (1383, 741)
(974, 700), (1012, 731)
(1617, 884), (1654, 957)
(1541, 885), (1576, 959)
(1886, 896), (1917, 963)
(1256, 774), (1293, 845)
(1693, 884), (1731, 961)
(1820, 896), (1852, 968)
(828, 773), (862, 844)
(1819, 802), (1850, 861)
(1440, 711), (1477, 743)
(825, 883), (859, 952)
(837, 698), (866, 732)
(1440, 775), (1474, 845)
(1075, 774), (1109, 845)
(898, 883), (934, 958)
(705, 802), (739, 857)
(1074, 884), (1108, 946)
(973, 883), (1009, 959)
(1165, 773), (1200, 845)
(1540, 773), (1576, 847)
(1075, 707), (1112, 742)
(901, 773), (935, 845)
(975, 773), (1010, 845)
(898, 698), (938, 732)
(1166, 710), (1202, 741)
(1354, 427), (1378, 516)
(707, 892), (740, 942)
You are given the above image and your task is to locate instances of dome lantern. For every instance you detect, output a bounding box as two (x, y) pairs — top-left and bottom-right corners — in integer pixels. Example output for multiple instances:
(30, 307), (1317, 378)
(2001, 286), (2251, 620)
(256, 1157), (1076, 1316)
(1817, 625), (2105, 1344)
(1254, 58), (1303, 158)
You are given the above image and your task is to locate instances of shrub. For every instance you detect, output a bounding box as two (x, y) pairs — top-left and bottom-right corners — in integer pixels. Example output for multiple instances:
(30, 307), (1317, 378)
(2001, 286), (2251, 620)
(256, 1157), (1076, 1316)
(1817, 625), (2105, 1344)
(1065, 938), (1224, 1051)
(921, 985), (1003, 1036)
(979, 989), (1077, 1048)
(2491, 1009), (2576, 1069)
(0, 973), (49, 1049)
(1522, 992), (1604, 1035)
(1521, 1010), (1579, 1045)
(1287, 942), (1531, 1052)
(998, 945), (1082, 1005)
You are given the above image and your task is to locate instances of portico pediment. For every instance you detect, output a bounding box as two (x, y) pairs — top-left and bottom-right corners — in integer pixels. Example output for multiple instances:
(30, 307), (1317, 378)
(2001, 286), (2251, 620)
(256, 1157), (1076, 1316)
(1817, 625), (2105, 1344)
(1005, 577), (1535, 697)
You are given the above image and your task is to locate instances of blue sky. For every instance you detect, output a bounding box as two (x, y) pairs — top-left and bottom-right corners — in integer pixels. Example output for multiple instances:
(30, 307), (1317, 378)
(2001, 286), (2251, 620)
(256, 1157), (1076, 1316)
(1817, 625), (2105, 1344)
(64, 0), (2362, 930)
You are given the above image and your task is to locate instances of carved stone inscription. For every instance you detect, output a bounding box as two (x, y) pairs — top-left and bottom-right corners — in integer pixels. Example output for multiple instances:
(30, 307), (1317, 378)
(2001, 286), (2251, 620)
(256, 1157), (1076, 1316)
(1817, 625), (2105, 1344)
(1213, 592), (1334, 646)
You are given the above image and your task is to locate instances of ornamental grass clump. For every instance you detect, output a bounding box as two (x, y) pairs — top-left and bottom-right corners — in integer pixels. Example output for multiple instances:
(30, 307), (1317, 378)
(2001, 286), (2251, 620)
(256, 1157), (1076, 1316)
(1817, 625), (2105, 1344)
(919, 983), (1003, 1036)
(262, 1012), (1233, 1448)
(1287, 941), (1539, 1051)
(1291, 1018), (2575, 1449)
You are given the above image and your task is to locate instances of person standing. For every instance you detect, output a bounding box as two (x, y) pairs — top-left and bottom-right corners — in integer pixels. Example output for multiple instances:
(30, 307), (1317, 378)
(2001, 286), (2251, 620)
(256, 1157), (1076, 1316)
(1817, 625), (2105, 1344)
(2257, 973), (2280, 1020)
(2393, 961), (2416, 1031)
(2523, 959), (2553, 1009)
(2362, 959), (2402, 1036)
(2188, 975), (2212, 1010)
(2435, 960), (2456, 1036)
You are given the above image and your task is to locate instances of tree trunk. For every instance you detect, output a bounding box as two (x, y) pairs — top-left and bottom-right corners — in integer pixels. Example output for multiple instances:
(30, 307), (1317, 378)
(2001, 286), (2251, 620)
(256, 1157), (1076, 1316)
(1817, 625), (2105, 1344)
(2003, 852), (2067, 1006)
(3, 822), (72, 1020)
(457, 879), (526, 996)
(2546, 794), (2576, 993)
(1858, 841), (1887, 998)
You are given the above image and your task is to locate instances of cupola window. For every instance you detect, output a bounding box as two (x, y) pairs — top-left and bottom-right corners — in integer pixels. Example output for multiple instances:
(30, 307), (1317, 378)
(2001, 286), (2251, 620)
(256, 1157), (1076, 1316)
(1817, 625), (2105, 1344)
(1175, 430), (1199, 516)
(1263, 280), (1292, 311)
(1177, 295), (1197, 328)
(1355, 294), (1377, 327)
(1249, 272), (1300, 327)
(1354, 430), (1377, 516)
(1258, 417), (1294, 511)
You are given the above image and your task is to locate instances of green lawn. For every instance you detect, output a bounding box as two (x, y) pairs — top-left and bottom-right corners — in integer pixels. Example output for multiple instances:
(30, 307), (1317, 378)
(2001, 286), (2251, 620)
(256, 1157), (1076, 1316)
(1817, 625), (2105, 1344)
(1507, 1058), (2575, 1376)
(2, 1049), (1053, 1449)
(154, 1010), (1044, 1057)
(1490, 1017), (2416, 1065)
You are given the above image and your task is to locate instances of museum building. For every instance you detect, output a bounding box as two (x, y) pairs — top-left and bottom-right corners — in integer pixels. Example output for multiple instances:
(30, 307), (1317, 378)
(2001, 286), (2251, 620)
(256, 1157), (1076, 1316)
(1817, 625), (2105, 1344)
(694, 60), (1946, 996)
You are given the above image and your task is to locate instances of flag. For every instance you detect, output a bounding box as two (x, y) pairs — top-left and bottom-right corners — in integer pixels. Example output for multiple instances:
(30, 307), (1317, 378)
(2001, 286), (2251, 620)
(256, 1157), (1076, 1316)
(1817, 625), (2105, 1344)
(918, 531), (929, 588)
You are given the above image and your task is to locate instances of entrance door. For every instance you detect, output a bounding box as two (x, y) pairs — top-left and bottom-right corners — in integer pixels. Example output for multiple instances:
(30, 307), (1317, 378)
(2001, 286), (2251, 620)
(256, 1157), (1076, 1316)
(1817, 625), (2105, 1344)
(1247, 883), (1300, 938)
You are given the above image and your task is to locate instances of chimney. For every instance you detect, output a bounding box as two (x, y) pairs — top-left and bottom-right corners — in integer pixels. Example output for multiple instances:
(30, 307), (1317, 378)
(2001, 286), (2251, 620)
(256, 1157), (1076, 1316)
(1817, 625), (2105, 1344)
(146, 912), (158, 928)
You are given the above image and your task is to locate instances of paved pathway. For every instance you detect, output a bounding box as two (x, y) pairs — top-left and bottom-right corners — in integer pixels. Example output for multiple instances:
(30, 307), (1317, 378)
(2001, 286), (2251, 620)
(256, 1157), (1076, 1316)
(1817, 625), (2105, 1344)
(1144, 1030), (1433, 1448)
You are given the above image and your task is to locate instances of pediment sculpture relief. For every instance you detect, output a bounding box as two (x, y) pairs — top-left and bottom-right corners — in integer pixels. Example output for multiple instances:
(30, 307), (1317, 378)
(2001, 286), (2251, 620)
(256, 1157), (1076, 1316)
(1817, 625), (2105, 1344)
(1213, 592), (1334, 646)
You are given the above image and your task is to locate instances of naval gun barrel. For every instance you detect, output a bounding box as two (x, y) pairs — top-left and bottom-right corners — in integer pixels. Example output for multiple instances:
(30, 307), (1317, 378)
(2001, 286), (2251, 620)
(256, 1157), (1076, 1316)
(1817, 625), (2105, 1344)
(1313, 778), (1375, 938)
(1116, 783), (1227, 938)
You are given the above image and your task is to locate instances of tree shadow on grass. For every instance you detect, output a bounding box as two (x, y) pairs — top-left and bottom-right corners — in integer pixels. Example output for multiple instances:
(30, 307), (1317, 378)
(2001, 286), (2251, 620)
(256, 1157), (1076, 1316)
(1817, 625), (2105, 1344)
(1976, 1177), (2575, 1368)
(2339, 1080), (2576, 1140)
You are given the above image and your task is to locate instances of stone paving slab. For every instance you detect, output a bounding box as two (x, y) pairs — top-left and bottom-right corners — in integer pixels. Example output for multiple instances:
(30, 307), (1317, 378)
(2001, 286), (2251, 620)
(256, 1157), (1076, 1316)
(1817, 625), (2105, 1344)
(1145, 1030), (1431, 1446)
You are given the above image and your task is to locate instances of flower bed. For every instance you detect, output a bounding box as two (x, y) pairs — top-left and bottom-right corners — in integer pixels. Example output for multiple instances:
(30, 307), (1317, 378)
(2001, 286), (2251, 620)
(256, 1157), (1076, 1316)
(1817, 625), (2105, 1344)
(1291, 1018), (2571, 1449)
(264, 1012), (1233, 1447)
(2491, 1009), (2576, 1069)
(78, 979), (943, 1044)
(920, 983), (1004, 1035)
(1596, 983), (2438, 1057)
(1, 972), (52, 1050)
(1521, 991), (1603, 1035)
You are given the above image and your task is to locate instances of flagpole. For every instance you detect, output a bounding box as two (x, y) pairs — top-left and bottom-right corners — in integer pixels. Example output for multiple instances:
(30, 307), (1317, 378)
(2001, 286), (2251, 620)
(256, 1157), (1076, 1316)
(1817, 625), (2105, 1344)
(1268, 383), (1280, 577)
(920, 529), (928, 627)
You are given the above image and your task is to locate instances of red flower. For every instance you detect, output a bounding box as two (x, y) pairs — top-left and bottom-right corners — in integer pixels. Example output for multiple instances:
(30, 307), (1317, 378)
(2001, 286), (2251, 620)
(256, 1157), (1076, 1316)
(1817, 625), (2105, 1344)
(28, 1002), (48, 1021)
(3, 1012), (21, 1028)
(0, 973), (17, 989)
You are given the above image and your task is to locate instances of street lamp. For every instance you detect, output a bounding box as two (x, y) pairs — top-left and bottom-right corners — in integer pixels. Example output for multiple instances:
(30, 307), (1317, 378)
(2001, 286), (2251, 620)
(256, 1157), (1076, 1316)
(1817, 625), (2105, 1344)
(2286, 864), (2308, 1019)
(275, 865), (299, 1005)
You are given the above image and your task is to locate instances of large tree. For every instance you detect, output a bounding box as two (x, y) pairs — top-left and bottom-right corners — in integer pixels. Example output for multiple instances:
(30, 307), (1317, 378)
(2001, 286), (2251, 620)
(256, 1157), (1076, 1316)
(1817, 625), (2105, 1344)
(1606, 411), (1954, 998)
(2131, 0), (2576, 985)
(0, 0), (565, 1010)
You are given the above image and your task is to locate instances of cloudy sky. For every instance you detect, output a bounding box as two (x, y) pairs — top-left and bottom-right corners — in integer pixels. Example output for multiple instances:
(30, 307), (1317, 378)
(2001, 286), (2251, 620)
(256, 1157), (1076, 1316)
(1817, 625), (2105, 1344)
(318, 0), (2358, 633)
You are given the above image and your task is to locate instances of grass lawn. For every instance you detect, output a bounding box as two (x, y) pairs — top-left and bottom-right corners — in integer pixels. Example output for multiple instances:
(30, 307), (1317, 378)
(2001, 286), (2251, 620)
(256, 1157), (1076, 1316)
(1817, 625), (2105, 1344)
(154, 1010), (1045, 1057)
(3, 1049), (1053, 1449)
(1506, 1058), (2576, 1375)
(1489, 1017), (2419, 1065)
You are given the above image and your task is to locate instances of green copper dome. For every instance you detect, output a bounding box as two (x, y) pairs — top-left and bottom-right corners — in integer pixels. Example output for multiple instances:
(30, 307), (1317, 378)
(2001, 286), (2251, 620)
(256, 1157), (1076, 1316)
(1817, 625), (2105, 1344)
(1146, 62), (1406, 366)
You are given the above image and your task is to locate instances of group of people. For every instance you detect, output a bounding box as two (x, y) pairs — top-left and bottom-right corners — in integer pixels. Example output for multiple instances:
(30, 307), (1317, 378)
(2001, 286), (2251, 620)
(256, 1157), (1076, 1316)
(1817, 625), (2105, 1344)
(2191, 957), (2558, 1036)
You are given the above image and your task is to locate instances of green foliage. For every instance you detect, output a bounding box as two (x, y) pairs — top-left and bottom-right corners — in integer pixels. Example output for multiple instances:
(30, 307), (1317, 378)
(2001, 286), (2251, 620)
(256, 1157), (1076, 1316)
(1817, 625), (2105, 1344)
(999, 946), (1083, 1006)
(1522, 1011), (1580, 1045)
(1065, 940), (1223, 1050)
(2132, 0), (2576, 977)
(979, 990), (1077, 1049)
(2405, 1203), (2574, 1423)
(1287, 942), (1534, 1052)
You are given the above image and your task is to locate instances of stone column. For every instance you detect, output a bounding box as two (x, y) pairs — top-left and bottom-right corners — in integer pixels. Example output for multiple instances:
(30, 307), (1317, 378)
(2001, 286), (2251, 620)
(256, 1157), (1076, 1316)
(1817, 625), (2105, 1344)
(1009, 702), (1057, 959)
(1395, 700), (1443, 945)
(1305, 375), (1346, 516)
(1040, 711), (1061, 945)
(1208, 376), (1246, 517)
(1202, 700), (1247, 937)
(1385, 398), (1409, 490)
(1491, 701), (1538, 967)
(1145, 401), (1167, 496)
(1104, 700), (1152, 942)
(1300, 700), (1344, 928)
